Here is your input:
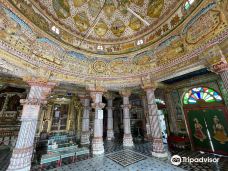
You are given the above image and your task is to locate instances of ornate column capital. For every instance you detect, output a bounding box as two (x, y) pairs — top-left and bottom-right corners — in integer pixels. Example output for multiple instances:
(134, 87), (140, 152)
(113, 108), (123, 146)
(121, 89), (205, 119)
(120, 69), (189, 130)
(23, 76), (57, 88)
(104, 92), (116, 100)
(141, 76), (157, 90)
(119, 89), (131, 97)
(91, 102), (105, 109)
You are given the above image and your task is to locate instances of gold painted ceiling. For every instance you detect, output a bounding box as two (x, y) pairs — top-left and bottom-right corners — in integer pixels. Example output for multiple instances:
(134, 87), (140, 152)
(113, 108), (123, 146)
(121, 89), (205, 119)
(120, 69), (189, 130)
(0, 0), (227, 89)
(7, 0), (182, 56)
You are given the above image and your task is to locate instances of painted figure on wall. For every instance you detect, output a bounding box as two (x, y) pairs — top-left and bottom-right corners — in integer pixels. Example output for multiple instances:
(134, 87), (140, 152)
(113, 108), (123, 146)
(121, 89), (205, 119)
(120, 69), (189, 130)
(213, 116), (228, 144)
(193, 118), (206, 142)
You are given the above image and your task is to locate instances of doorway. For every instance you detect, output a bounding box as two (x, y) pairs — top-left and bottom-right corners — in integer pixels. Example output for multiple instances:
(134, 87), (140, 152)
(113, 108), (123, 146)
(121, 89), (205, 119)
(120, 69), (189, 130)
(183, 87), (228, 155)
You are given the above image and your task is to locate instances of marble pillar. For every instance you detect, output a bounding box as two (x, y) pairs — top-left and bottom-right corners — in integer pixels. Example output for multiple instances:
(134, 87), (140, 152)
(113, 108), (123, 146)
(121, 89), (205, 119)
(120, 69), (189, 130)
(144, 87), (167, 158)
(90, 89), (106, 155)
(79, 95), (91, 145)
(120, 90), (133, 147)
(212, 50), (228, 91)
(164, 92), (178, 134)
(7, 79), (55, 171)
(107, 101), (115, 140)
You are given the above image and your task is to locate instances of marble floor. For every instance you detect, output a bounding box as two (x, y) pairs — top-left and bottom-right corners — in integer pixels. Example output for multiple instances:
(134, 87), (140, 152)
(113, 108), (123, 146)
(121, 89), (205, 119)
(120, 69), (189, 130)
(1, 140), (228, 171)
(49, 149), (184, 171)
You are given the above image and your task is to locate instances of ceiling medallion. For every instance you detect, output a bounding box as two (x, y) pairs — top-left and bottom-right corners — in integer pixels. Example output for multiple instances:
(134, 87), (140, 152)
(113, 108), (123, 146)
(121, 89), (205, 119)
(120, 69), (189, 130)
(93, 61), (107, 73)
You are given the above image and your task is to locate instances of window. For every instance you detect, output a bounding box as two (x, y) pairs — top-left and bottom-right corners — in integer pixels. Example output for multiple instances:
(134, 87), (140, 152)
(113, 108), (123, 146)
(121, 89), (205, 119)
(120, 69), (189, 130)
(136, 39), (144, 46)
(51, 25), (60, 35)
(184, 0), (195, 10)
(183, 87), (222, 104)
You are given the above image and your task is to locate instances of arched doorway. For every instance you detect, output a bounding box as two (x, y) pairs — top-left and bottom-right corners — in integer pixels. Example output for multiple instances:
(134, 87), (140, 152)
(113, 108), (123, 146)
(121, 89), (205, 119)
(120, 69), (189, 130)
(183, 87), (228, 155)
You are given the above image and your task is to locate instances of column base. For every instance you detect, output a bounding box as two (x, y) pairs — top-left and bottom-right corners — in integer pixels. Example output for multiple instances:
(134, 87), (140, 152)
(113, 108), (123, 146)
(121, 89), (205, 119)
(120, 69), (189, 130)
(107, 130), (114, 140)
(152, 138), (167, 158)
(80, 131), (90, 145)
(123, 134), (134, 147)
(152, 151), (168, 158)
(92, 137), (104, 155)
(7, 147), (33, 171)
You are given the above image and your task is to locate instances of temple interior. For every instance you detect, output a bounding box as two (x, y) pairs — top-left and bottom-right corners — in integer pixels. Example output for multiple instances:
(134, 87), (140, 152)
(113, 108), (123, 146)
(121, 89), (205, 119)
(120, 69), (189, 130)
(0, 0), (228, 171)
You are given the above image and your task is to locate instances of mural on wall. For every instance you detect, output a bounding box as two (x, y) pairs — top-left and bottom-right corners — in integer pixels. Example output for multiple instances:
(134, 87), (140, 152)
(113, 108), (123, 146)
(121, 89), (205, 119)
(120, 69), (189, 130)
(212, 115), (228, 144)
(185, 10), (221, 44)
(193, 118), (207, 142)
(187, 110), (212, 151)
(184, 87), (228, 154)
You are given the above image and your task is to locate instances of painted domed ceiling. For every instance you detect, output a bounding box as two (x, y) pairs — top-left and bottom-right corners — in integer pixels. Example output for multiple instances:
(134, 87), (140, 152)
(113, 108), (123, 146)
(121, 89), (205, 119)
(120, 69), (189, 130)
(46, 0), (171, 39)
(0, 0), (227, 89)
(8, 0), (181, 56)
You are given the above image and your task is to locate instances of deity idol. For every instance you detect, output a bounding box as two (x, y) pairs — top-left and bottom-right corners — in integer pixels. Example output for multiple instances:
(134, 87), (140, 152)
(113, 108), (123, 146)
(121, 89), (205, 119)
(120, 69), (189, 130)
(213, 116), (228, 144)
(193, 118), (206, 142)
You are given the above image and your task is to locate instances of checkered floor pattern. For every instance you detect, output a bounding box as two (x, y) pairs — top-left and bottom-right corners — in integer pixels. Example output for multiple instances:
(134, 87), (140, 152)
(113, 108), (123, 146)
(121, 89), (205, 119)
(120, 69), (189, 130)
(106, 149), (147, 167)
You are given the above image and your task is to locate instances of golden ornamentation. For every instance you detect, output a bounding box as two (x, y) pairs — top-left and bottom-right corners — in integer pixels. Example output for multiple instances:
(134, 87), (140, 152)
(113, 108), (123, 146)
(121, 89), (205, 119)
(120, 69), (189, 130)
(94, 20), (108, 37)
(111, 19), (126, 37)
(103, 0), (116, 18)
(73, 12), (90, 32)
(52, 0), (70, 19)
(129, 16), (142, 31)
(186, 10), (221, 44)
(92, 61), (107, 73)
(147, 0), (164, 18)
(73, 0), (87, 7)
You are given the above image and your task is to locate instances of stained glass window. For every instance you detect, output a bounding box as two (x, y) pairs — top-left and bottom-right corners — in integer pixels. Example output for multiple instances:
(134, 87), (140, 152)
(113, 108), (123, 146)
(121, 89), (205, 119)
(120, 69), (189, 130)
(184, 0), (195, 10)
(183, 87), (222, 104)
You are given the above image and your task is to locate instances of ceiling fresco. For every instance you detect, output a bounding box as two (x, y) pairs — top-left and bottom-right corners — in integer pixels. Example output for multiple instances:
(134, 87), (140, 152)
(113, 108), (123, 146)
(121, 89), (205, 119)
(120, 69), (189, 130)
(5, 0), (185, 56)
(0, 0), (227, 89)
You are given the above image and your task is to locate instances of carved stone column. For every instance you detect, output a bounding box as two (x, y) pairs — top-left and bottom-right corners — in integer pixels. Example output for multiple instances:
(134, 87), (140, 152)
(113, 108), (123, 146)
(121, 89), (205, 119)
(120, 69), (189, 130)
(142, 80), (167, 158)
(120, 89), (134, 147)
(211, 50), (228, 91)
(89, 87), (106, 155)
(140, 94), (150, 140)
(164, 91), (178, 134)
(79, 94), (91, 145)
(104, 93), (115, 140)
(7, 78), (56, 171)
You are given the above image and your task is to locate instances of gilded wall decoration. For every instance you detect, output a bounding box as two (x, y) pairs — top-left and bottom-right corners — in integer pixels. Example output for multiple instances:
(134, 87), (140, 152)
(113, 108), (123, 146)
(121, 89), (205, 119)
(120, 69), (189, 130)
(92, 61), (107, 73)
(110, 59), (128, 74)
(103, 0), (116, 18)
(147, 0), (164, 18)
(156, 40), (185, 66)
(9, 0), (50, 32)
(73, 12), (90, 32)
(185, 10), (221, 44)
(131, 0), (144, 7)
(129, 16), (142, 31)
(111, 19), (126, 37)
(52, 0), (70, 19)
(94, 20), (108, 37)
(73, 0), (87, 7)
(88, 0), (101, 17)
